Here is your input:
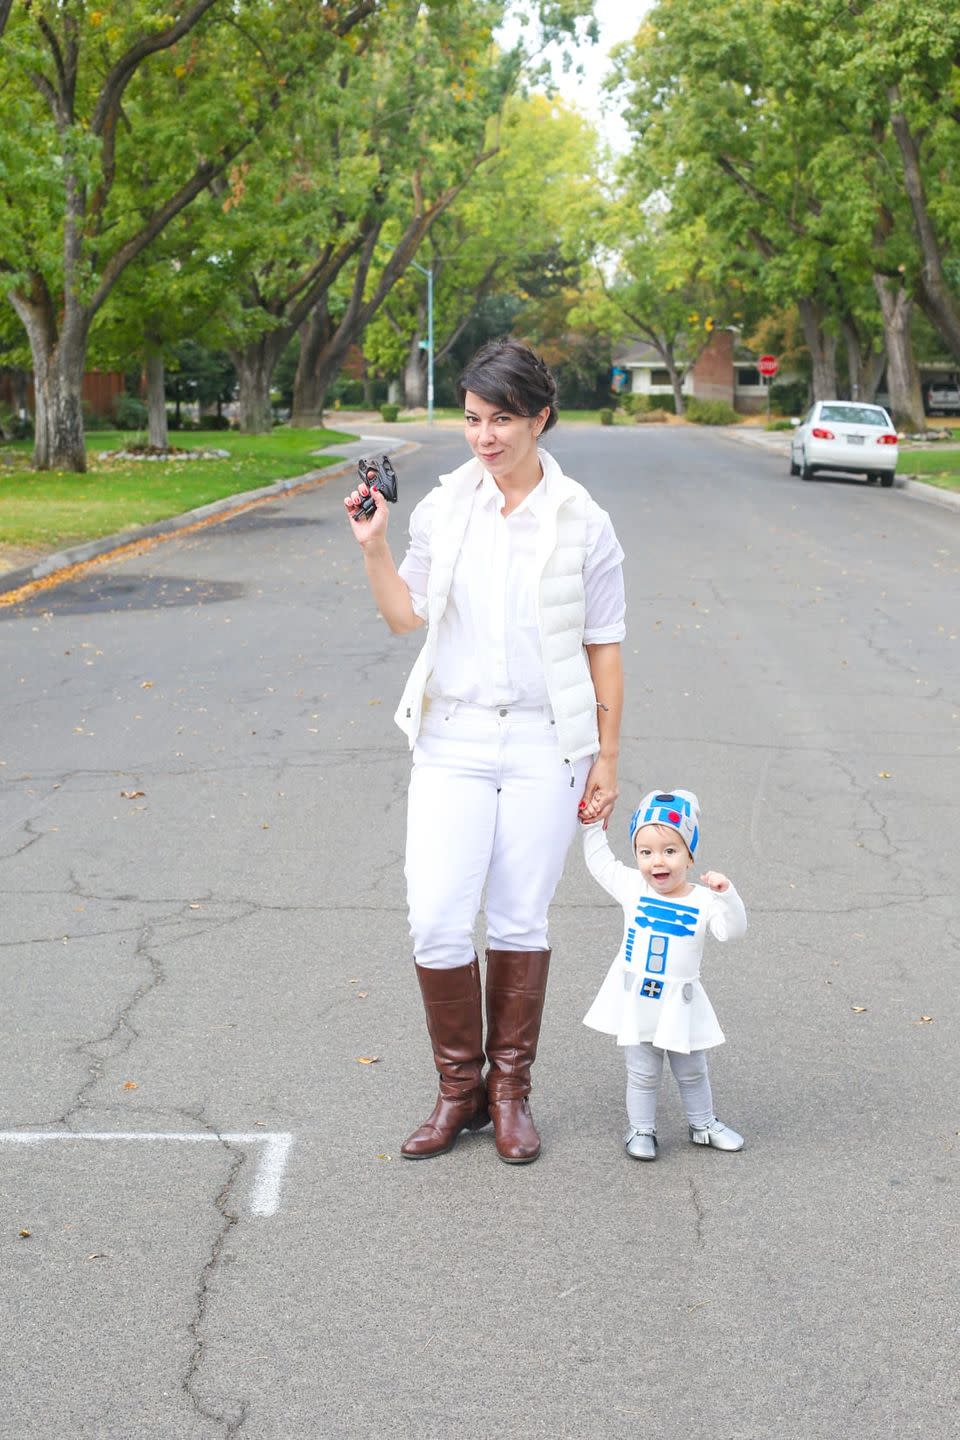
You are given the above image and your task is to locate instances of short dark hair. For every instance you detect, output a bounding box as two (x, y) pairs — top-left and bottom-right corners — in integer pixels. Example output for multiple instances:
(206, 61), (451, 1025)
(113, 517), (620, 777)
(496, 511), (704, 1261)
(458, 338), (558, 432)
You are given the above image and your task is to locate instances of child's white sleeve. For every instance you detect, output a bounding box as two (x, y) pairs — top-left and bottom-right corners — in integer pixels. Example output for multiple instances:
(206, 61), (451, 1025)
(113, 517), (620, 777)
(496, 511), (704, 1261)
(707, 883), (747, 941)
(582, 823), (635, 904)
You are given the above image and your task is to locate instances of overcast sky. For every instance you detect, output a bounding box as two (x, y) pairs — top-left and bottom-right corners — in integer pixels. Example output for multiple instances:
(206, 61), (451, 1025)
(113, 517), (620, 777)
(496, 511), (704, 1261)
(532, 1), (649, 151)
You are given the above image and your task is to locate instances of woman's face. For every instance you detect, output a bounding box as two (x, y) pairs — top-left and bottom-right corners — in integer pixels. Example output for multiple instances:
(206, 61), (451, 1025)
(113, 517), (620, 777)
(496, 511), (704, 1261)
(463, 390), (549, 482)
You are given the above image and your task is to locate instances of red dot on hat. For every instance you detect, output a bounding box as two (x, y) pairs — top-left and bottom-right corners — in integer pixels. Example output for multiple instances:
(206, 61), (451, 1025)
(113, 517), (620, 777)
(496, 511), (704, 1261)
(668, 811), (680, 823)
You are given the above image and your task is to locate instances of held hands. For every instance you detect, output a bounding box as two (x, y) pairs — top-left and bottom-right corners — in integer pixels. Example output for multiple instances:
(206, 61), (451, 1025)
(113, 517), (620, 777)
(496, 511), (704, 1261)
(699, 871), (731, 892)
(577, 756), (619, 828)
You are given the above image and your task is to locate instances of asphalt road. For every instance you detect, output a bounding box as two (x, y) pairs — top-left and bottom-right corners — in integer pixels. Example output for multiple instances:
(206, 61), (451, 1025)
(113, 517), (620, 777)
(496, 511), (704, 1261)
(1, 423), (958, 1439)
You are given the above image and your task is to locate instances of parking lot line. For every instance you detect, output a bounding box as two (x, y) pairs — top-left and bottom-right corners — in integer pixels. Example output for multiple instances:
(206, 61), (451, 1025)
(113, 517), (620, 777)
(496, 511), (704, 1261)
(0, 1130), (294, 1217)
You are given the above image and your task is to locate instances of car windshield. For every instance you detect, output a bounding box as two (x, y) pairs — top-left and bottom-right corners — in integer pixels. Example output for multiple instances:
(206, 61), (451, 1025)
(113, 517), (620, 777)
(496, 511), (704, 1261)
(819, 404), (888, 426)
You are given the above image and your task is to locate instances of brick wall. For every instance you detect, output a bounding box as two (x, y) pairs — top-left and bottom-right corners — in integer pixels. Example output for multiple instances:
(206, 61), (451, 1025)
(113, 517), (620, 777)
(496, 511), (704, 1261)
(690, 331), (734, 404)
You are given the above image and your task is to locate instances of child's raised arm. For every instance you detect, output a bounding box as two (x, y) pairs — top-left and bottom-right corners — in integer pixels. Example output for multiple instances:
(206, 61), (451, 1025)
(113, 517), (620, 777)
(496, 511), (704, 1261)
(704, 878), (747, 941)
(582, 820), (637, 905)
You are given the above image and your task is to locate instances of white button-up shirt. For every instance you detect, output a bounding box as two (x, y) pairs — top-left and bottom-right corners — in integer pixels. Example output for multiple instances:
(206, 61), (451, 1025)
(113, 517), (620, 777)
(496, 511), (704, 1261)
(398, 466), (626, 708)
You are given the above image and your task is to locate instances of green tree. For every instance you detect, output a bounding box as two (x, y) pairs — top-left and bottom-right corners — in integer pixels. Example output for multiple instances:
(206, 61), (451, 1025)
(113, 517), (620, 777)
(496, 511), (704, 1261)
(0, 0), (378, 471)
(289, 2), (599, 425)
(363, 92), (601, 408)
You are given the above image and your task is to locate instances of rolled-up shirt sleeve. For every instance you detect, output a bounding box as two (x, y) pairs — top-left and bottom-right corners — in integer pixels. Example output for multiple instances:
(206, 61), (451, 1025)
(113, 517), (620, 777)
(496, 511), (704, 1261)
(397, 493), (435, 621)
(583, 507), (626, 644)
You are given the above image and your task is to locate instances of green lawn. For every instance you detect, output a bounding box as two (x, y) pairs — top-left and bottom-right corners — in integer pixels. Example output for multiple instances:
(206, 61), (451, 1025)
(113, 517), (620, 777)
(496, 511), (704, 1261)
(0, 426), (354, 548)
(899, 446), (960, 492)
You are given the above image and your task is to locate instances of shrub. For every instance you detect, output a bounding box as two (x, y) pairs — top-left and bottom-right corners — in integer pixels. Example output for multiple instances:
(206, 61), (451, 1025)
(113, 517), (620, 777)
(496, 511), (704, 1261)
(198, 414), (231, 430)
(599, 408), (614, 426)
(332, 377), (365, 407)
(380, 403), (400, 422)
(1, 409), (34, 440)
(114, 394), (148, 430)
(82, 406), (114, 432)
(765, 418), (795, 432)
(652, 392), (677, 414)
(770, 379), (808, 416)
(635, 408), (670, 424)
(619, 393), (642, 416)
(685, 398), (740, 425)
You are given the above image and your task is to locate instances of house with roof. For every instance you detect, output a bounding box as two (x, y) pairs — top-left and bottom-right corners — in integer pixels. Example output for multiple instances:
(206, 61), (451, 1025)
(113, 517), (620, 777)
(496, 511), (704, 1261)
(612, 330), (791, 413)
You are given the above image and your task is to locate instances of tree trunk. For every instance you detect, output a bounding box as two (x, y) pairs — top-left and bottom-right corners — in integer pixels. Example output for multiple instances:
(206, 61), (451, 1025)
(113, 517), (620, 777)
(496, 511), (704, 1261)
(291, 306), (333, 428)
(889, 96), (960, 362)
(403, 331), (427, 408)
(10, 291), (88, 471)
(873, 275), (925, 432)
(665, 350), (685, 416)
(145, 344), (169, 449)
(232, 329), (289, 433)
(840, 316), (885, 402)
(361, 353), (375, 409)
(798, 298), (838, 400)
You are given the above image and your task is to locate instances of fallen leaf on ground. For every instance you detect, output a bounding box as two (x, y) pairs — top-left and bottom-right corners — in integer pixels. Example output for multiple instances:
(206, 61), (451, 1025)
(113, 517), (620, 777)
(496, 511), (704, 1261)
(122, 1080), (138, 1090)
(878, 771), (892, 779)
(18, 1229), (31, 1239)
(357, 991), (368, 999)
(376, 1153), (392, 1160)
(86, 1253), (107, 1261)
(189, 903), (201, 910)
(120, 790), (145, 799)
(356, 1056), (380, 1065)
(851, 1006), (867, 1014)
(140, 681), (154, 689)
(913, 1015), (934, 1024)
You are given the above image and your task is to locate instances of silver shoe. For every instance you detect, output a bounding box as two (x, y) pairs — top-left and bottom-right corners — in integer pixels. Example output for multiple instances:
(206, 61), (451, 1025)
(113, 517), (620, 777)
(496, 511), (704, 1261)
(624, 1127), (658, 1161)
(689, 1118), (744, 1151)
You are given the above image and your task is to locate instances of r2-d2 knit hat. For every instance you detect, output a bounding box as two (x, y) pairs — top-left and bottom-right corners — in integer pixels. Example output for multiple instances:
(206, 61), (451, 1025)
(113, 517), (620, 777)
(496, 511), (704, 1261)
(629, 789), (700, 858)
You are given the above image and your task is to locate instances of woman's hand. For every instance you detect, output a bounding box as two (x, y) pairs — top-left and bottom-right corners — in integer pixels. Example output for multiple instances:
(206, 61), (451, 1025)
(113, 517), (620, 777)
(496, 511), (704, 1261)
(578, 756), (619, 827)
(344, 480), (390, 547)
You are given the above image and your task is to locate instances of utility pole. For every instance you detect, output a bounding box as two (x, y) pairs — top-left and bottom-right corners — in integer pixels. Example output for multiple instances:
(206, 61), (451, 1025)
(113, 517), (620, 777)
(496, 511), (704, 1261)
(409, 258), (434, 424)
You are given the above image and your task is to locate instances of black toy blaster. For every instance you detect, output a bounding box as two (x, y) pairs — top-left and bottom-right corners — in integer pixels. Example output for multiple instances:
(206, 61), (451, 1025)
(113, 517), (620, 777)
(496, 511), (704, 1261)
(352, 454), (399, 520)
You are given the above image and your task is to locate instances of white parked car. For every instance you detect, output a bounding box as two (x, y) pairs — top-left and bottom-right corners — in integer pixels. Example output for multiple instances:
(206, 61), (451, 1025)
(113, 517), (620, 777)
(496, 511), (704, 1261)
(790, 401), (899, 486)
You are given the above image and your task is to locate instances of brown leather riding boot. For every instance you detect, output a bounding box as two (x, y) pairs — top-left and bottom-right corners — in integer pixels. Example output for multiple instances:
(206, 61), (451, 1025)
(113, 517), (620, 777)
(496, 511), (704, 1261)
(484, 948), (551, 1164)
(400, 957), (490, 1159)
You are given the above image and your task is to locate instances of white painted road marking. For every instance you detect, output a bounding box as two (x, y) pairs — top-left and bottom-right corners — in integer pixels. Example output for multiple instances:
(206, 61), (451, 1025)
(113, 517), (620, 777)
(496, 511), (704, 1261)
(0, 1131), (294, 1217)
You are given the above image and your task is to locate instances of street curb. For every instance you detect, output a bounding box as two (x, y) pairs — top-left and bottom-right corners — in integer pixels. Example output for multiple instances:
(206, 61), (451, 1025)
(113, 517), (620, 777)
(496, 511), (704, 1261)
(0, 437), (418, 605)
(896, 476), (960, 512)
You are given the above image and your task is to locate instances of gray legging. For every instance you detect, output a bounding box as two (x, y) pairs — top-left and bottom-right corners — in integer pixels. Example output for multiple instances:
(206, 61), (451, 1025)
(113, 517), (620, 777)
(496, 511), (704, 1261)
(624, 1042), (715, 1132)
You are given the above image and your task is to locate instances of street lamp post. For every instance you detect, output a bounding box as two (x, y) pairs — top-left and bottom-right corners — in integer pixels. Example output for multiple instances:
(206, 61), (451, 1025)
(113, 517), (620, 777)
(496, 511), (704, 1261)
(408, 258), (434, 424)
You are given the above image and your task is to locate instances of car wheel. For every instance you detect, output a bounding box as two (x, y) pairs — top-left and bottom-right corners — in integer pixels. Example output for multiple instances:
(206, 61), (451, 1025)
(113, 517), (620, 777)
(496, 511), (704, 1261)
(880, 472), (895, 488)
(800, 451), (815, 481)
(865, 472), (878, 484)
(789, 452), (800, 476)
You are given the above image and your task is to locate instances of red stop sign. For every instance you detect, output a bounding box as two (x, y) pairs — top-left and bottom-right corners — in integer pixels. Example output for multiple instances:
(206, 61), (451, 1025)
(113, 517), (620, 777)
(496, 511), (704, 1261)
(758, 355), (779, 378)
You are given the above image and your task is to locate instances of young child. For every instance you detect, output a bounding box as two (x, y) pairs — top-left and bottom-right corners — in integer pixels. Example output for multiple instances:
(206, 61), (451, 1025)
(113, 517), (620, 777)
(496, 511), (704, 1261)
(579, 789), (747, 1161)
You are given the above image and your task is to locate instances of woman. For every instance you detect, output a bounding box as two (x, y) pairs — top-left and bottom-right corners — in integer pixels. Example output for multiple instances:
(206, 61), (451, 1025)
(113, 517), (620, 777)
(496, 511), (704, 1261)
(344, 338), (625, 1164)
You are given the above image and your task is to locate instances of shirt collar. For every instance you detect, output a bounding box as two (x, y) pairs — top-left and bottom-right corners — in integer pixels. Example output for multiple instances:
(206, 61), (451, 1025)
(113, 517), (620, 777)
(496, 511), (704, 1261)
(476, 450), (549, 517)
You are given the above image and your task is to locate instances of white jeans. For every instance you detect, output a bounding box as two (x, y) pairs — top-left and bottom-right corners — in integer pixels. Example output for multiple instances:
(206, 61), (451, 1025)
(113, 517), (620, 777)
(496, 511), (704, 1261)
(624, 1042), (715, 1131)
(405, 700), (592, 969)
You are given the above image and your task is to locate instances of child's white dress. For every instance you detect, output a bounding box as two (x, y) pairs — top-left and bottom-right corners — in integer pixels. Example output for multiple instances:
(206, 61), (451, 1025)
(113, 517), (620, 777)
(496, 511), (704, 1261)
(581, 823), (747, 1053)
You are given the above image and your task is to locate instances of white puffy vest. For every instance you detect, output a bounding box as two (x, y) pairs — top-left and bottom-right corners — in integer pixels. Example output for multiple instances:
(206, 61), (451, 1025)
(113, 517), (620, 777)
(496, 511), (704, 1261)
(394, 450), (601, 763)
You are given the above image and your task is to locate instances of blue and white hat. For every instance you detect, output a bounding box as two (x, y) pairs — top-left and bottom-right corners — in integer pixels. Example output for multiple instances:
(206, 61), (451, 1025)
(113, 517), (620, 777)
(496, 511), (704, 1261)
(629, 789), (700, 858)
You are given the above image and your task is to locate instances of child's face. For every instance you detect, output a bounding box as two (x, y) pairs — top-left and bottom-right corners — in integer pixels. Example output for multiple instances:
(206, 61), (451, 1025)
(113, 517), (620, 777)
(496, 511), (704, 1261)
(633, 824), (692, 895)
